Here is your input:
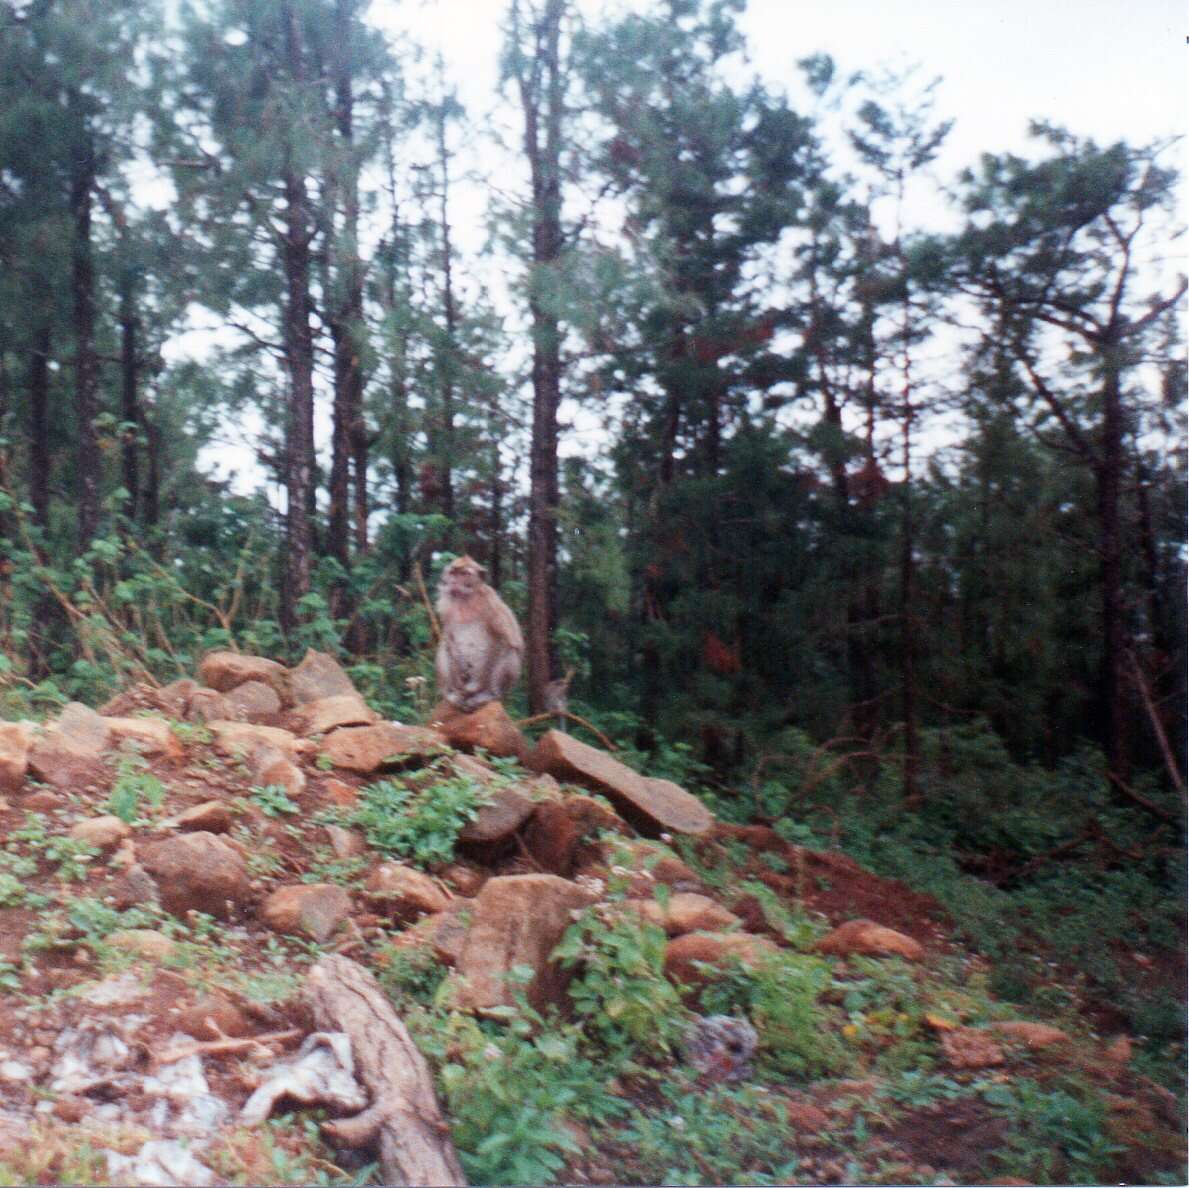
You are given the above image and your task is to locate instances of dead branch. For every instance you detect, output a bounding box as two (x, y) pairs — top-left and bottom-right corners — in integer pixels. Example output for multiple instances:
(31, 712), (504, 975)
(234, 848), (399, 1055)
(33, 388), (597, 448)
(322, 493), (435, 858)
(514, 710), (618, 751)
(153, 1026), (302, 1068)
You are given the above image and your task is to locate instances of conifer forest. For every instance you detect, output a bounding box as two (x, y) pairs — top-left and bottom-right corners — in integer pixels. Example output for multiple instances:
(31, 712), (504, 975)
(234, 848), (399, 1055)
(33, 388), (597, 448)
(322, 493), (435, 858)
(0, 1), (1185, 1184)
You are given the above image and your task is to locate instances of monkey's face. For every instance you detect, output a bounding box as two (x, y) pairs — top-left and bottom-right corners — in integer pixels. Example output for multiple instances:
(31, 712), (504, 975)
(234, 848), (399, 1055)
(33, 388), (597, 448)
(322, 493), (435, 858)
(442, 558), (484, 601)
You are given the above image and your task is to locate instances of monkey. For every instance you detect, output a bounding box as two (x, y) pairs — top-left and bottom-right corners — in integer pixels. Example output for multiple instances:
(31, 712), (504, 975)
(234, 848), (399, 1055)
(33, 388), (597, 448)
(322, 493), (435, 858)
(435, 555), (523, 713)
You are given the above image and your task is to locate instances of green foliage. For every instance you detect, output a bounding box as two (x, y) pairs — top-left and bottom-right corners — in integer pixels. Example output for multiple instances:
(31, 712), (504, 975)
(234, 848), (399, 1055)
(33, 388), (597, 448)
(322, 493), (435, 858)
(977, 1075), (1122, 1185)
(352, 762), (489, 868)
(251, 784), (300, 819)
(697, 951), (851, 1079)
(105, 753), (166, 823)
(7, 815), (100, 882)
(553, 902), (685, 1052)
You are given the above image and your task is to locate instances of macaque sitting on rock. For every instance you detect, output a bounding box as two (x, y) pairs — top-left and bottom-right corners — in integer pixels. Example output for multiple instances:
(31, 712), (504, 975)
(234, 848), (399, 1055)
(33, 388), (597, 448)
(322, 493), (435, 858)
(435, 555), (524, 713)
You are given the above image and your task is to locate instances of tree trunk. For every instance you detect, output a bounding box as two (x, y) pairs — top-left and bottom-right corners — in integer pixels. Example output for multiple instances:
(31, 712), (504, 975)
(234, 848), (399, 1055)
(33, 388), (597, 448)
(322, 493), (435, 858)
(521, 0), (565, 713)
(28, 325), (59, 679)
(303, 956), (467, 1187)
(278, 2), (315, 639)
(70, 114), (99, 553)
(119, 272), (140, 525)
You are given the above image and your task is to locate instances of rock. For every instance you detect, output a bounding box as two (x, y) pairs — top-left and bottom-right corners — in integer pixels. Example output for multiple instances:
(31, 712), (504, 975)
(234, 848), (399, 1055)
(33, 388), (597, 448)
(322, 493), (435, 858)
(663, 932), (779, 987)
(102, 716), (184, 760)
(320, 722), (444, 774)
(458, 786), (535, 844)
(522, 800), (582, 876)
(139, 832), (252, 920)
(390, 905), (471, 967)
(69, 815), (132, 850)
(782, 1099), (830, 1132)
(107, 929), (178, 962)
(325, 825), (365, 860)
(249, 743), (307, 797)
(110, 863), (161, 910)
(365, 863), (453, 917)
(322, 778), (358, 808)
(603, 838), (703, 892)
(448, 874), (598, 1012)
(55, 702), (111, 753)
(985, 1021), (1071, 1049)
(177, 995), (255, 1040)
(168, 801), (234, 834)
(222, 680), (283, 722)
(26, 727), (107, 790)
(210, 721), (306, 763)
(440, 863), (485, 897)
(817, 919), (924, 961)
(427, 701), (529, 761)
(940, 1028), (1006, 1069)
(185, 688), (231, 723)
(529, 731), (714, 835)
(157, 679), (200, 716)
(261, 884), (352, 943)
(1104, 1035), (1133, 1065)
(289, 649), (359, 704)
(291, 694), (378, 736)
(198, 652), (290, 703)
(627, 893), (741, 936)
(0, 721), (33, 792)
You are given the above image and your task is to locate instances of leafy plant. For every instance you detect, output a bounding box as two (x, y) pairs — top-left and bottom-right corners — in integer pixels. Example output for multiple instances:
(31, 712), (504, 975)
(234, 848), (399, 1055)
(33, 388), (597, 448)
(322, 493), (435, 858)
(352, 763), (490, 868)
(105, 753), (166, 823)
(251, 783), (300, 818)
(553, 902), (685, 1052)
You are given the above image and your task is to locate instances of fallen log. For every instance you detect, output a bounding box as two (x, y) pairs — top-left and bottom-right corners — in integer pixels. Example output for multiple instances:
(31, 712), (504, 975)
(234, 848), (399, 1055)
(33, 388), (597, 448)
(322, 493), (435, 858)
(303, 954), (466, 1187)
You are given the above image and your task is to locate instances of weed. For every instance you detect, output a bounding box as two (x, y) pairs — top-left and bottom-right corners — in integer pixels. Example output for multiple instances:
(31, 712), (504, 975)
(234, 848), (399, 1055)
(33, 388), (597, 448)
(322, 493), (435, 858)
(554, 901), (685, 1053)
(375, 943), (449, 1008)
(251, 783), (301, 818)
(352, 762), (491, 867)
(8, 815), (100, 882)
(105, 753), (166, 823)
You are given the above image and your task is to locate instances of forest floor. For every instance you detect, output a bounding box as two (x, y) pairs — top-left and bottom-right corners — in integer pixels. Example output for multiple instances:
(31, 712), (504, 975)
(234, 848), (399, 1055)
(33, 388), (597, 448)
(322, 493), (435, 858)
(0, 664), (1184, 1186)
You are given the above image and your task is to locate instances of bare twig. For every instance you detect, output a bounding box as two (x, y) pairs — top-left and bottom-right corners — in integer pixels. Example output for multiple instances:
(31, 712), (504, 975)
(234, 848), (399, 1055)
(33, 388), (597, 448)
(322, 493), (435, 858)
(514, 710), (618, 751)
(153, 1026), (302, 1068)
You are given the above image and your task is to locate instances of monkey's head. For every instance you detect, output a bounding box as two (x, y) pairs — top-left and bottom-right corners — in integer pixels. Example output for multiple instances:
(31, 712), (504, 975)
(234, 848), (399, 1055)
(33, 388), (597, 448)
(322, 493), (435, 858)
(441, 555), (486, 601)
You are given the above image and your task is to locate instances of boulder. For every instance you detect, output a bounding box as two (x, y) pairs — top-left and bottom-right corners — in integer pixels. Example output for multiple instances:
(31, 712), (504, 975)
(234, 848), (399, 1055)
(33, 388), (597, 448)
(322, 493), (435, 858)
(0, 721), (33, 792)
(139, 832), (252, 920)
(167, 801), (234, 834)
(156, 679), (200, 717)
(365, 863), (453, 918)
(102, 716), (184, 760)
(325, 825), (366, 860)
(663, 932), (779, 987)
(69, 815), (132, 850)
(291, 694), (378, 737)
(322, 778), (358, 809)
(521, 800), (582, 877)
(320, 723), (444, 774)
(457, 786), (535, 845)
(440, 863), (486, 897)
(261, 884), (352, 943)
(816, 919), (924, 962)
(448, 874), (598, 1013)
(427, 701), (529, 761)
(209, 721), (306, 763)
(288, 649), (359, 704)
(389, 903), (471, 967)
(221, 680), (283, 723)
(940, 1029), (1006, 1070)
(27, 728), (106, 790)
(529, 731), (713, 835)
(185, 688), (231, 724)
(627, 893), (741, 937)
(985, 1021), (1071, 1049)
(198, 652), (290, 703)
(55, 702), (111, 753)
(107, 930), (178, 963)
(249, 743), (306, 797)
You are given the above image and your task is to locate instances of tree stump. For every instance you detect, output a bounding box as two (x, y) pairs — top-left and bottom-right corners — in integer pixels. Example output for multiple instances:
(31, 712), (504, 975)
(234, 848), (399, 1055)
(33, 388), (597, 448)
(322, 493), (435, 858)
(303, 955), (466, 1186)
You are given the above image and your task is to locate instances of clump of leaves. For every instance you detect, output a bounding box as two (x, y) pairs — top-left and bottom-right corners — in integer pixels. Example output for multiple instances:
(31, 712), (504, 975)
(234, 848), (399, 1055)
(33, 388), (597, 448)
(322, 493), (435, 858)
(105, 753), (166, 823)
(352, 763), (490, 868)
(374, 943), (450, 1008)
(251, 784), (300, 818)
(8, 814), (100, 882)
(553, 902), (685, 1053)
(698, 950), (851, 1079)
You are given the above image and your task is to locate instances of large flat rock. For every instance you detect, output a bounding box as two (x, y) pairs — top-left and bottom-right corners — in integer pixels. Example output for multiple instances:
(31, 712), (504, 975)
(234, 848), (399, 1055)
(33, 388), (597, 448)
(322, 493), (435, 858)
(320, 723), (445, 774)
(198, 652), (290, 703)
(528, 731), (714, 836)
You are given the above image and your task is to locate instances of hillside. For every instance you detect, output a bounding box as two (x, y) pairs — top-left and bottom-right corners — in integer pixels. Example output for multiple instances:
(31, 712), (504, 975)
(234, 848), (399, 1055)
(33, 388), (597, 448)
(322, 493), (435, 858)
(0, 651), (1183, 1187)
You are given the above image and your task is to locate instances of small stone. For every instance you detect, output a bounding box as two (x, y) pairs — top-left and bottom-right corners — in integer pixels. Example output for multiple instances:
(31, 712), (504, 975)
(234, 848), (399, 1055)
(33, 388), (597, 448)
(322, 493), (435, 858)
(177, 995), (254, 1040)
(817, 919), (924, 961)
(663, 931), (779, 986)
(366, 863), (453, 917)
(261, 884), (352, 943)
(626, 892), (741, 936)
(986, 1021), (1071, 1049)
(107, 929), (178, 962)
(249, 743), (306, 797)
(0, 721), (34, 792)
(198, 652), (290, 702)
(325, 825), (365, 860)
(102, 716), (184, 760)
(940, 1028), (1006, 1069)
(69, 815), (132, 851)
(169, 801), (234, 834)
